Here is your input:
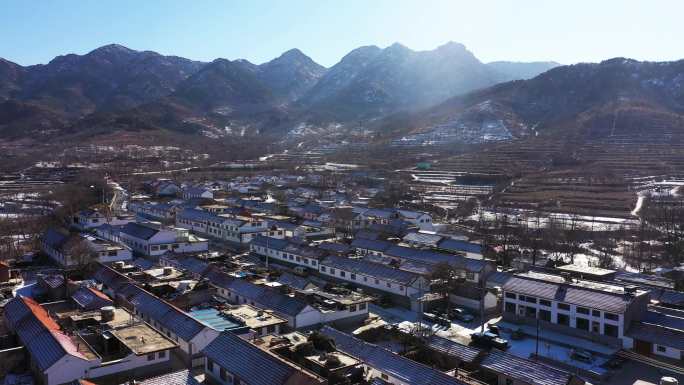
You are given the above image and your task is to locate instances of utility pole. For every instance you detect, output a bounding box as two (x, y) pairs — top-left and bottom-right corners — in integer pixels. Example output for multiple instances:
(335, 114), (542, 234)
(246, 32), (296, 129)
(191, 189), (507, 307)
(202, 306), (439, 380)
(535, 318), (540, 358)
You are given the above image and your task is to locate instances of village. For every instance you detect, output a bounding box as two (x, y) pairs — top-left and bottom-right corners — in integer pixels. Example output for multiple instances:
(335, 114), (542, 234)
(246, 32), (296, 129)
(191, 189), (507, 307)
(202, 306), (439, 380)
(0, 165), (680, 385)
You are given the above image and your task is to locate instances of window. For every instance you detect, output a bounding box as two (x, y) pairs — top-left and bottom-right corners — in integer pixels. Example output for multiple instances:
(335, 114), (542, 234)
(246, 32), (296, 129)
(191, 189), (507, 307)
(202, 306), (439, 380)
(108, 250), (117, 256)
(340, 271), (346, 277)
(576, 317), (590, 331)
(350, 274), (356, 280)
(160, 245), (168, 250)
(359, 303), (366, 310)
(657, 345), (667, 353)
(220, 368), (227, 381)
(539, 309), (551, 322)
(604, 312), (619, 321)
(505, 292), (516, 299)
(466, 272), (475, 280)
(375, 279), (380, 285)
(147, 353), (155, 361)
(207, 358), (214, 372)
(592, 310), (601, 317)
(267, 325), (275, 333)
(321, 266), (327, 272)
(557, 313), (570, 326)
(558, 303), (570, 311)
(311, 260), (317, 266)
(158, 350), (166, 359)
(604, 324), (618, 337)
(505, 302), (516, 313)
(539, 299), (551, 307)
(330, 268), (336, 274)
(577, 307), (589, 315)
(386, 282), (392, 288)
(349, 304), (357, 312)
(523, 296), (537, 304)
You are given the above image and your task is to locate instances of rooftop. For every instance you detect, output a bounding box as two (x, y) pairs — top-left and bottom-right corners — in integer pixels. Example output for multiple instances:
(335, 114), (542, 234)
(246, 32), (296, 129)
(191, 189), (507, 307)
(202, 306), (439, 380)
(223, 305), (288, 330)
(110, 322), (177, 355)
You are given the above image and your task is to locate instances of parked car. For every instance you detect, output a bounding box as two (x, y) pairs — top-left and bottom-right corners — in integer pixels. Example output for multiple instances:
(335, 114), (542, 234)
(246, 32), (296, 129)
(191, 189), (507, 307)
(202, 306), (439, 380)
(470, 331), (509, 350)
(451, 307), (475, 322)
(571, 348), (593, 363)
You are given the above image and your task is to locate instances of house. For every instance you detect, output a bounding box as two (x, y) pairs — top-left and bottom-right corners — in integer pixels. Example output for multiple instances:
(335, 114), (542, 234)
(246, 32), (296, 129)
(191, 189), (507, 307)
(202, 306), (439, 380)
(502, 271), (650, 347)
(437, 239), (484, 259)
(625, 308), (684, 360)
(397, 210), (434, 230)
(182, 186), (214, 200)
(128, 202), (178, 222)
(119, 222), (208, 256)
(203, 332), (323, 385)
(149, 180), (180, 197)
(319, 255), (430, 306)
(3, 297), (178, 385)
(402, 232), (443, 248)
(350, 238), (393, 257)
(41, 228), (72, 266)
(81, 234), (133, 263)
(320, 326), (470, 385)
(176, 208), (272, 244)
(72, 209), (107, 230)
(206, 270), (371, 329)
(117, 283), (220, 367)
(250, 236), (327, 271)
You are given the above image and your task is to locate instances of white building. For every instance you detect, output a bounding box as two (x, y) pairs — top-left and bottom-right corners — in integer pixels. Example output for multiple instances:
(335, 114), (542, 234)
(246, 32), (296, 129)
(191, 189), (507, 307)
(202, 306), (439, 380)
(176, 208), (273, 244)
(119, 221), (208, 256)
(502, 271), (649, 347)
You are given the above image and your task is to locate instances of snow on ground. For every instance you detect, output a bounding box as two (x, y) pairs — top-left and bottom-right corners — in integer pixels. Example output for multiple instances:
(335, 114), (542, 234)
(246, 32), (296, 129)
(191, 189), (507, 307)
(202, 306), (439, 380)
(371, 306), (612, 375)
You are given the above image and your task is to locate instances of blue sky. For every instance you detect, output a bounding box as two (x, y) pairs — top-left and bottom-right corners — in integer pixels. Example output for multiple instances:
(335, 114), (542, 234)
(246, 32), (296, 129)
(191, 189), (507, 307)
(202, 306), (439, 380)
(1, 0), (683, 67)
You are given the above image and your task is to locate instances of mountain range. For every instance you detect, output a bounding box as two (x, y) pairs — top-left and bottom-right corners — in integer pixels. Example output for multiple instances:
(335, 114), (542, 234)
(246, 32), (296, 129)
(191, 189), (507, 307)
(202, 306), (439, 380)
(0, 43), (558, 141)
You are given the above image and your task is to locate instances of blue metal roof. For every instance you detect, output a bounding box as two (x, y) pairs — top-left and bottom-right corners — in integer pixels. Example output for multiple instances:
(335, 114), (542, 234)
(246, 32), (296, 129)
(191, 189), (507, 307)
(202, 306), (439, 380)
(385, 245), (487, 272)
(426, 335), (481, 363)
(188, 308), (244, 331)
(320, 326), (468, 385)
(351, 238), (393, 252)
(203, 332), (298, 385)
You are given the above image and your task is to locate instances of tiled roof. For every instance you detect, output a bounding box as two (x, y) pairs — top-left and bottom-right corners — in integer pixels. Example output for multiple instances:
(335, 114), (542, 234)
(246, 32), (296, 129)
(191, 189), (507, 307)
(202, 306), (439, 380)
(123, 284), (208, 341)
(403, 232), (442, 246)
(385, 245), (487, 272)
(627, 322), (684, 350)
(321, 255), (421, 285)
(426, 335), (481, 363)
(350, 238), (393, 252)
(121, 370), (201, 385)
(203, 332), (302, 385)
(320, 326), (468, 385)
(43, 228), (69, 250)
(121, 222), (159, 240)
(317, 242), (351, 254)
(277, 272), (316, 291)
(438, 239), (483, 254)
(480, 349), (573, 385)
